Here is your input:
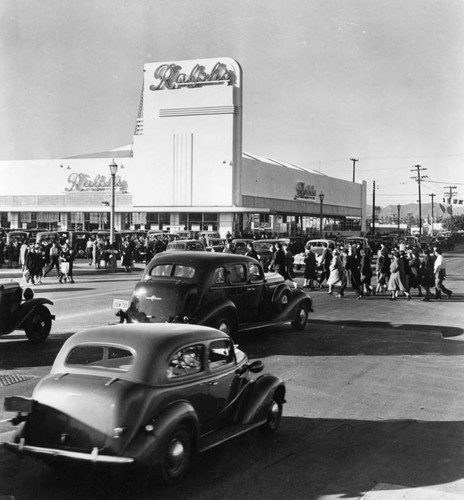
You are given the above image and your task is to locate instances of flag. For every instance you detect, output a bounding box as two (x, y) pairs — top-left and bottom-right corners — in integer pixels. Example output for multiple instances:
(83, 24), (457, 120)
(446, 205), (453, 215)
(439, 203), (446, 213)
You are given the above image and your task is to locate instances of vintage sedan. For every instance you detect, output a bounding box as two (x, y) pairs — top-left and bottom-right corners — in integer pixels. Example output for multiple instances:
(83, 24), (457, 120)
(0, 280), (54, 343)
(3, 324), (285, 483)
(116, 252), (312, 335)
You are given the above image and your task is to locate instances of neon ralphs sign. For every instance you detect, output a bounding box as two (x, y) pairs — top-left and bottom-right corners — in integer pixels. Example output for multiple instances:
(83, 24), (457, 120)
(65, 173), (128, 192)
(149, 61), (235, 90)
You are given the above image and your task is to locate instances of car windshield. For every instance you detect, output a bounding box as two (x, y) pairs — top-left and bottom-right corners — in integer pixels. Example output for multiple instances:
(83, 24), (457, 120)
(65, 344), (135, 372)
(253, 242), (272, 251)
(149, 264), (196, 279)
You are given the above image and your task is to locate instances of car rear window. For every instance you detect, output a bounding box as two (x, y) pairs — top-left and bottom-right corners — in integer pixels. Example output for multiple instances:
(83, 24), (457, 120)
(65, 345), (134, 371)
(149, 264), (195, 278)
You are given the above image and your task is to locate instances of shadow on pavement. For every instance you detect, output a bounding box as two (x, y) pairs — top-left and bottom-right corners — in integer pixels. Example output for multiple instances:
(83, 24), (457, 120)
(1, 417), (462, 499)
(238, 323), (464, 358)
(0, 333), (73, 370)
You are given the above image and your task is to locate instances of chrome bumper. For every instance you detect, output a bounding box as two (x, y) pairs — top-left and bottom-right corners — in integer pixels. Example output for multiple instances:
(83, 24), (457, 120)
(5, 438), (134, 464)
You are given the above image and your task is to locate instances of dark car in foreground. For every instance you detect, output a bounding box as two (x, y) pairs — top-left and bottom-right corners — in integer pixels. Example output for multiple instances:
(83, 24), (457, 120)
(3, 324), (285, 483)
(0, 280), (54, 343)
(116, 252), (312, 335)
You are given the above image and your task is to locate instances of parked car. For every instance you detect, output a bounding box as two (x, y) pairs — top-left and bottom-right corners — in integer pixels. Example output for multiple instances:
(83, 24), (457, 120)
(115, 252), (312, 335)
(231, 238), (254, 255)
(341, 236), (370, 252)
(3, 323), (285, 483)
(294, 239), (336, 269)
(166, 239), (206, 252)
(251, 239), (289, 271)
(0, 280), (54, 343)
(205, 237), (226, 252)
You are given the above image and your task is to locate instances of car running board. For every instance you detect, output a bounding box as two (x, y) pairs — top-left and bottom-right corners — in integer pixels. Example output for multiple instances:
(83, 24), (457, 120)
(199, 420), (266, 453)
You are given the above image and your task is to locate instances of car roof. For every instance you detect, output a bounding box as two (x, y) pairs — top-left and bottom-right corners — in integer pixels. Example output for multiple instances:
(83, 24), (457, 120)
(150, 251), (259, 265)
(52, 324), (230, 384)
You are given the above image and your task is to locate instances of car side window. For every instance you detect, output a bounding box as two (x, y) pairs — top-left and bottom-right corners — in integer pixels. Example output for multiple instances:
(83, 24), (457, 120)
(167, 344), (204, 378)
(229, 264), (246, 284)
(208, 340), (234, 369)
(249, 263), (263, 282)
(213, 267), (226, 284)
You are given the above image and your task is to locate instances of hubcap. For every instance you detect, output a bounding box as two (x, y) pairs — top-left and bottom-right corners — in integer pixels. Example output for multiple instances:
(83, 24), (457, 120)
(218, 321), (229, 333)
(268, 401), (280, 429)
(166, 439), (185, 474)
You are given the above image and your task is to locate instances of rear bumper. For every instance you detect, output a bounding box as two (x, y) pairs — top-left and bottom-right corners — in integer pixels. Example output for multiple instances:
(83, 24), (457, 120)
(4, 439), (134, 465)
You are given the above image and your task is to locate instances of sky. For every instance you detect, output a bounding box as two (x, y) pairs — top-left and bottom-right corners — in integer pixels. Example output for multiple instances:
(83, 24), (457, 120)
(1, 0), (463, 207)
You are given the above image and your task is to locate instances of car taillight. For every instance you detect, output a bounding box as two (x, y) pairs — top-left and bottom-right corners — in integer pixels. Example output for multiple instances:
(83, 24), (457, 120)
(113, 427), (127, 439)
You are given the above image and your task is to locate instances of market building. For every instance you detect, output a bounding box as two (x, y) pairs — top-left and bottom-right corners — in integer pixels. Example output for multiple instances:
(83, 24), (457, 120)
(0, 57), (367, 237)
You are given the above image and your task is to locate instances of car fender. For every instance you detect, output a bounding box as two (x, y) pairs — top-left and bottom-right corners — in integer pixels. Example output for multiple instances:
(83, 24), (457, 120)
(16, 299), (54, 328)
(272, 291), (312, 323)
(194, 299), (238, 327)
(238, 375), (286, 425)
(126, 400), (200, 468)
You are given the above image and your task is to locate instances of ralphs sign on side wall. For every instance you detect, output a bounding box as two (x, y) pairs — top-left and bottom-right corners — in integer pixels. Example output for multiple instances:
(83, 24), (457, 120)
(133, 58), (243, 208)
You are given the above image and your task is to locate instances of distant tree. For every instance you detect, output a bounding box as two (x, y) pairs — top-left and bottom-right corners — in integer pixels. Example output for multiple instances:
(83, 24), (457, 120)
(443, 214), (464, 232)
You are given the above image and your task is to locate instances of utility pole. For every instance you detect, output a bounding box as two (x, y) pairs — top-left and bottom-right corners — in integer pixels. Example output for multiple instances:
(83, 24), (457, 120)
(372, 180), (376, 235)
(350, 158), (358, 183)
(444, 185), (458, 232)
(411, 165), (427, 236)
(428, 193), (435, 236)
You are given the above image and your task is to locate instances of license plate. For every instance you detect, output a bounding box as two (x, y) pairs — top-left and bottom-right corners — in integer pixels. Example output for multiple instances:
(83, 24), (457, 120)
(4, 396), (35, 413)
(112, 299), (129, 310)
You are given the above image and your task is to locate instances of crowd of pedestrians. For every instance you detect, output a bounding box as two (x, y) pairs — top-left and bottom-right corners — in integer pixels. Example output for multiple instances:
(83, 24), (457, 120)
(307, 240), (453, 302)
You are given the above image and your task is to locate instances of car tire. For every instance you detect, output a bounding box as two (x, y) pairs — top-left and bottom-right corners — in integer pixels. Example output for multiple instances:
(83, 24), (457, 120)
(213, 313), (237, 337)
(273, 288), (292, 314)
(158, 424), (192, 485)
(261, 397), (282, 435)
(24, 304), (52, 343)
(291, 302), (309, 331)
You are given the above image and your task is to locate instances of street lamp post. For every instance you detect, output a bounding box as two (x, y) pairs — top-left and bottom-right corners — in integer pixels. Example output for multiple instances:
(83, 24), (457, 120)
(397, 204), (401, 233)
(109, 159), (118, 246)
(319, 192), (325, 237)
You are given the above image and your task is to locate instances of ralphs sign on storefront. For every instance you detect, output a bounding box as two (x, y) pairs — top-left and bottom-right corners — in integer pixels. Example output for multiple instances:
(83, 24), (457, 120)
(133, 57), (243, 208)
(149, 61), (235, 90)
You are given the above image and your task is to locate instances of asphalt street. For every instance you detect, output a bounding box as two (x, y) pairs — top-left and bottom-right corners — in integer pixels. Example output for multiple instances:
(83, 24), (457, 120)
(0, 247), (463, 499)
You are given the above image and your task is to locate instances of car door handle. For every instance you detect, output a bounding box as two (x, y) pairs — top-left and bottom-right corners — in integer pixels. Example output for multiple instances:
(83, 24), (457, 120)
(246, 287), (255, 291)
(207, 381), (218, 386)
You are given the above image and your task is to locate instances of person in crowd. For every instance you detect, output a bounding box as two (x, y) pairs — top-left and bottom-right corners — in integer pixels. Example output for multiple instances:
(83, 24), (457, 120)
(375, 248), (391, 295)
(303, 246), (318, 289)
(273, 242), (287, 279)
(59, 240), (75, 283)
(327, 248), (345, 295)
(86, 236), (94, 266)
(222, 241), (236, 254)
(317, 242), (332, 287)
(407, 248), (423, 297)
(245, 242), (259, 261)
(9, 239), (21, 269)
(199, 233), (207, 249)
(44, 240), (61, 279)
(387, 252), (411, 300)
(359, 247), (373, 296)
(268, 243), (277, 271)
(419, 248), (435, 301)
(433, 247), (452, 299)
(19, 240), (28, 271)
(284, 244), (294, 281)
(339, 245), (362, 299)
(120, 237), (132, 272)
